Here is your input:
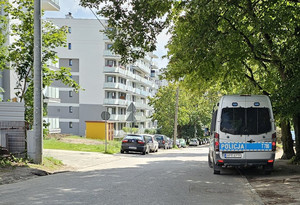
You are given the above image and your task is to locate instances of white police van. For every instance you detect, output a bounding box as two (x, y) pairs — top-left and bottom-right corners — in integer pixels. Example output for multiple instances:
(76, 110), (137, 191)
(208, 95), (276, 174)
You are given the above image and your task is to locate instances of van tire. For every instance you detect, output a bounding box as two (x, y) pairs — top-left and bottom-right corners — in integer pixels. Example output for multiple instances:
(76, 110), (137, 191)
(208, 154), (213, 168)
(263, 164), (273, 175)
(213, 159), (221, 175)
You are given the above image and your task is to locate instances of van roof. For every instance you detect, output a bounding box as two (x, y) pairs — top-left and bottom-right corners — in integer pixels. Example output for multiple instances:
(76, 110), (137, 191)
(219, 95), (271, 108)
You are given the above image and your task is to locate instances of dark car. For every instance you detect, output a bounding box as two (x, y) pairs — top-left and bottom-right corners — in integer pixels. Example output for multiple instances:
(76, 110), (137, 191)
(121, 134), (150, 155)
(154, 134), (169, 149)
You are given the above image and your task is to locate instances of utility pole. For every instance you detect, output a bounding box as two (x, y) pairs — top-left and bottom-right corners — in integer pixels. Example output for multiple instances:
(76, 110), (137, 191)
(173, 85), (179, 147)
(33, 0), (42, 164)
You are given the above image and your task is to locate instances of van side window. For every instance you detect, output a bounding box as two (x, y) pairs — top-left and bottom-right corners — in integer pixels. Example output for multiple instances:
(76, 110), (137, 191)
(210, 110), (218, 134)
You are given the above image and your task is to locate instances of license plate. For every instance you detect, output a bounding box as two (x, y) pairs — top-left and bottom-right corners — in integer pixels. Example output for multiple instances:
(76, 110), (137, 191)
(224, 153), (242, 158)
(129, 147), (137, 150)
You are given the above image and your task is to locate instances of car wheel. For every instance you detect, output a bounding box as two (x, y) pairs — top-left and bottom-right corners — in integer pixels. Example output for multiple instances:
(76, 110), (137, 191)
(208, 153), (213, 168)
(120, 150), (124, 154)
(142, 150), (146, 155)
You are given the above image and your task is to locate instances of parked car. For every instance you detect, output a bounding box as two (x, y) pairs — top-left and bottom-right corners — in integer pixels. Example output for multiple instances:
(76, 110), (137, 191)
(144, 134), (159, 152)
(176, 139), (181, 148)
(198, 138), (203, 145)
(178, 138), (187, 148)
(121, 134), (150, 155)
(154, 134), (169, 149)
(167, 137), (173, 149)
(189, 138), (199, 146)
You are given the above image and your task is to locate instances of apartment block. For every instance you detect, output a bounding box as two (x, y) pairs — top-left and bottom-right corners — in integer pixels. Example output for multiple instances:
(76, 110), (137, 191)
(47, 14), (159, 137)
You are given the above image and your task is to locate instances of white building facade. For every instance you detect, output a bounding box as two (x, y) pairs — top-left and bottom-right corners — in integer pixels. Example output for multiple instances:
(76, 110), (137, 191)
(47, 15), (159, 137)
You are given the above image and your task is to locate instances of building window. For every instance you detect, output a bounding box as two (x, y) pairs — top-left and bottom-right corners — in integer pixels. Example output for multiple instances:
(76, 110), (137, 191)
(118, 108), (126, 115)
(106, 44), (113, 50)
(119, 92), (126, 100)
(69, 59), (73, 66)
(112, 107), (116, 114)
(106, 91), (116, 99)
(69, 91), (73, 97)
(118, 77), (126, 85)
(69, 122), (73, 128)
(106, 75), (116, 83)
(105, 59), (116, 67)
(69, 106), (73, 113)
(68, 27), (71, 33)
(68, 43), (72, 50)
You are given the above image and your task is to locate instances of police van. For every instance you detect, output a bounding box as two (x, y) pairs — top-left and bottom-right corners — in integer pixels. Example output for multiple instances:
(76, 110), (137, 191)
(208, 95), (276, 174)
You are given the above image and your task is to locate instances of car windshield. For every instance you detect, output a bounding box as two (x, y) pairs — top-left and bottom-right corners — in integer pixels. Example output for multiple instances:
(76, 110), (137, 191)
(125, 135), (143, 140)
(220, 107), (271, 135)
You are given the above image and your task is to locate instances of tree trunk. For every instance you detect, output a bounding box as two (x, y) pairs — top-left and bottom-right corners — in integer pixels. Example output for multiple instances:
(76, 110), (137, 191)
(280, 119), (295, 159)
(293, 113), (300, 161)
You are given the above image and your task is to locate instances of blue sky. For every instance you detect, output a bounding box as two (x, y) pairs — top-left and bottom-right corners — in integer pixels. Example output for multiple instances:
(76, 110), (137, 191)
(44, 0), (169, 69)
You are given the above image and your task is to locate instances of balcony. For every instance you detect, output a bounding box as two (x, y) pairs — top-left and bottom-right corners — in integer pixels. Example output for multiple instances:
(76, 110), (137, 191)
(104, 66), (135, 80)
(44, 117), (61, 133)
(104, 98), (128, 106)
(132, 60), (151, 75)
(109, 114), (127, 121)
(103, 34), (110, 40)
(103, 82), (127, 91)
(104, 50), (120, 58)
(42, 0), (60, 11)
(43, 87), (60, 103)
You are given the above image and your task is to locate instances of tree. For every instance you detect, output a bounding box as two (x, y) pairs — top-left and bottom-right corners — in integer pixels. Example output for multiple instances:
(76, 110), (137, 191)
(0, 10), (8, 73)
(149, 83), (212, 139)
(80, 0), (300, 161)
(1, 0), (80, 127)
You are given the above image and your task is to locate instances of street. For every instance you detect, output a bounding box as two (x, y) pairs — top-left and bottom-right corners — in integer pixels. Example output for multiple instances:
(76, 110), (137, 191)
(0, 146), (261, 205)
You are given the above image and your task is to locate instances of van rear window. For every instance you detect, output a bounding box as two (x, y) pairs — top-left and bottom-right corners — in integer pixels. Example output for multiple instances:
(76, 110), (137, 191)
(220, 108), (271, 135)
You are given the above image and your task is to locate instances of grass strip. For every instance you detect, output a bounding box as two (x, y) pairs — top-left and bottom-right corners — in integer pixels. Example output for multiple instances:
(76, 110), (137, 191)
(44, 138), (121, 154)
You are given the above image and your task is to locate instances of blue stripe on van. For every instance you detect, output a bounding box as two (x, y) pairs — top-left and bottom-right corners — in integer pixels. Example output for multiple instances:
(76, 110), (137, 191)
(220, 142), (272, 151)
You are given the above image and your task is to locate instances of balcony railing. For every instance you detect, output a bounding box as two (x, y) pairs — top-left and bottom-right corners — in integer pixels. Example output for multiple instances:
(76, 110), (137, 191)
(104, 98), (128, 106)
(109, 114), (127, 121)
(104, 50), (120, 57)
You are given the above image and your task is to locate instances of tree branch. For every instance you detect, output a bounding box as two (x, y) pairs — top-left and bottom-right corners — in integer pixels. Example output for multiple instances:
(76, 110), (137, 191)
(242, 61), (270, 96)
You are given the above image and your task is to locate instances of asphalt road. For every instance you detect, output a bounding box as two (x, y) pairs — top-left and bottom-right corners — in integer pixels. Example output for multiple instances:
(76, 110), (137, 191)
(0, 146), (261, 205)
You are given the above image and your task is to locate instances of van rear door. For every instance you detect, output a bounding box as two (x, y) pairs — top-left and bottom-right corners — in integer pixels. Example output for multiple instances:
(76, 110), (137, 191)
(219, 97), (246, 160)
(244, 98), (273, 161)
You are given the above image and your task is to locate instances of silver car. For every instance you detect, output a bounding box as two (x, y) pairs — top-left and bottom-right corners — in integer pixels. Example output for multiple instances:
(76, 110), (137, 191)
(144, 134), (159, 153)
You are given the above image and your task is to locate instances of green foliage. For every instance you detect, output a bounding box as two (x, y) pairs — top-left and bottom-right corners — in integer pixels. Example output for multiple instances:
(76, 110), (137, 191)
(122, 127), (139, 134)
(149, 83), (212, 138)
(0, 154), (28, 167)
(80, 0), (173, 64)
(0, 11), (8, 71)
(1, 0), (81, 127)
(144, 128), (156, 134)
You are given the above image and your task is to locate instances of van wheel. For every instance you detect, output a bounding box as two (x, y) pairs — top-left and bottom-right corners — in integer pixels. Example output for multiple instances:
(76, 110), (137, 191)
(213, 159), (221, 175)
(208, 154), (213, 168)
(120, 150), (124, 154)
(263, 164), (273, 175)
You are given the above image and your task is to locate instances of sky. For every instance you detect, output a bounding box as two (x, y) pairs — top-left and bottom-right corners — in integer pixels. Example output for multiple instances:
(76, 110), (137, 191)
(44, 0), (170, 69)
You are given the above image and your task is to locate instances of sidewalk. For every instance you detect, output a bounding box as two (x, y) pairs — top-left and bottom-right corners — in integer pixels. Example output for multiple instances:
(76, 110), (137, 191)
(245, 148), (300, 205)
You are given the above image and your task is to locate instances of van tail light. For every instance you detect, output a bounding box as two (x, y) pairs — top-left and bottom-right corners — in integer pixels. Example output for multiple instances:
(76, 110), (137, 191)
(268, 160), (274, 163)
(137, 140), (145, 144)
(122, 140), (128, 143)
(272, 133), (276, 151)
(214, 132), (220, 151)
(162, 140), (165, 144)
